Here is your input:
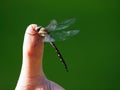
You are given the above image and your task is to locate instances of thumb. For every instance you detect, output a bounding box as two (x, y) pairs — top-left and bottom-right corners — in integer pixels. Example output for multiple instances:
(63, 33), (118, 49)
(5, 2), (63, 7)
(22, 24), (45, 77)
(23, 24), (44, 60)
(15, 24), (45, 90)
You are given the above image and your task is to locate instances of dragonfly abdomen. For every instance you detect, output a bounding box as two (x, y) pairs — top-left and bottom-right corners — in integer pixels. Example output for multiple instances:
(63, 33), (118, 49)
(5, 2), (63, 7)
(49, 42), (68, 72)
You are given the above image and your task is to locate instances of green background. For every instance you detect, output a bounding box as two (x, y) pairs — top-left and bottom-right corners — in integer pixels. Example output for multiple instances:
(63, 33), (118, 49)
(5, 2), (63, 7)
(0, 0), (120, 90)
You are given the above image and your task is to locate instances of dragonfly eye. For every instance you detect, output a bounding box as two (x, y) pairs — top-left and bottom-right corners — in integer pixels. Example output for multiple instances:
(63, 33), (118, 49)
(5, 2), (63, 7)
(36, 26), (42, 32)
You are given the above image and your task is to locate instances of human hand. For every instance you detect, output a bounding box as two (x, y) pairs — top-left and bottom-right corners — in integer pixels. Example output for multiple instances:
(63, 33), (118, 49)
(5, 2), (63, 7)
(15, 24), (65, 90)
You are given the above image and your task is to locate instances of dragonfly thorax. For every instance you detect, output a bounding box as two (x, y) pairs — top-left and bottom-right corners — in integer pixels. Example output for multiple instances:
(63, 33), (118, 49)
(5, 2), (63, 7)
(38, 27), (47, 37)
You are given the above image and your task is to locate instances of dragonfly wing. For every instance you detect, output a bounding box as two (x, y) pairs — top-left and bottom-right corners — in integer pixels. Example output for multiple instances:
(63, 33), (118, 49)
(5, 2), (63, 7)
(50, 30), (80, 41)
(44, 34), (55, 42)
(55, 18), (76, 30)
(46, 20), (58, 31)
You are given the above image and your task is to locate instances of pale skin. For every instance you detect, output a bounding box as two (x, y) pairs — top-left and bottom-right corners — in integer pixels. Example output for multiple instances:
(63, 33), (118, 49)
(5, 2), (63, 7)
(15, 24), (65, 90)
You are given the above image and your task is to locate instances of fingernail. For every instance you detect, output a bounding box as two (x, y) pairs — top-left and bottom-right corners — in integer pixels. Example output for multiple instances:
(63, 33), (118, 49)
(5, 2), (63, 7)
(26, 24), (38, 34)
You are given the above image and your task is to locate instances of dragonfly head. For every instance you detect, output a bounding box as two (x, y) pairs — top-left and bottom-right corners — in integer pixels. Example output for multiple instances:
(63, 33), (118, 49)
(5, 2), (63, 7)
(36, 26), (47, 37)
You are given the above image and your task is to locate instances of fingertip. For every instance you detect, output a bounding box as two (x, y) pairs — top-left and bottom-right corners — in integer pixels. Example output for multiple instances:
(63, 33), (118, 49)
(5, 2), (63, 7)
(26, 24), (38, 34)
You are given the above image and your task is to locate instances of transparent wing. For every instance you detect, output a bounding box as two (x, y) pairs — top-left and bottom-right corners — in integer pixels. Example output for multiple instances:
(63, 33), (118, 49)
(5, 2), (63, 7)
(46, 20), (57, 31)
(49, 30), (80, 41)
(46, 18), (76, 31)
(55, 18), (76, 31)
(44, 34), (55, 42)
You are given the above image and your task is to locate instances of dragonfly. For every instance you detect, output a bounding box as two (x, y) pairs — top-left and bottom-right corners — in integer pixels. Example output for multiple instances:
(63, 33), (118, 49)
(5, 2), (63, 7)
(35, 18), (80, 72)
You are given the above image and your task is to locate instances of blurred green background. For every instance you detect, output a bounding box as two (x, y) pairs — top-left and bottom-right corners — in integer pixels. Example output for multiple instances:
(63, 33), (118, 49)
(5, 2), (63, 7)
(0, 0), (120, 90)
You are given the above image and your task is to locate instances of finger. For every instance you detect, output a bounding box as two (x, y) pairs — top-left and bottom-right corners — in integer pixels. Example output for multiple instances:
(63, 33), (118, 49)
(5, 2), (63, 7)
(22, 24), (45, 78)
(23, 24), (44, 60)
